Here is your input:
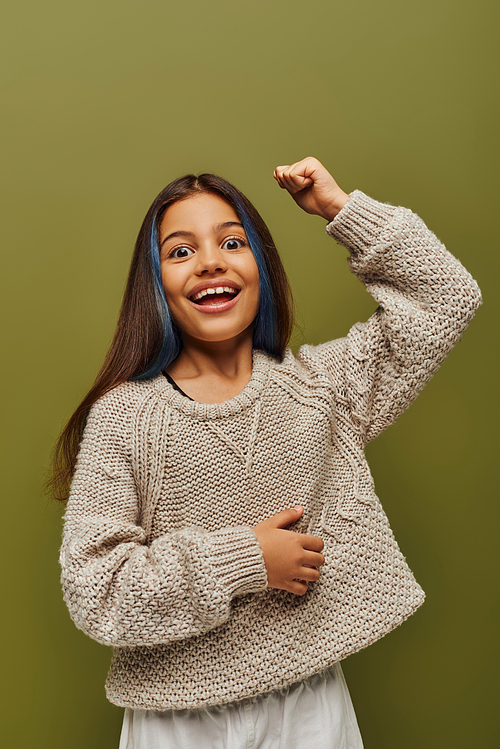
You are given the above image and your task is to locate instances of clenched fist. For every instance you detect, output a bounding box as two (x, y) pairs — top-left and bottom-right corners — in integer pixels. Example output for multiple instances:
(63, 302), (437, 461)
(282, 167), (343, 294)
(273, 156), (349, 221)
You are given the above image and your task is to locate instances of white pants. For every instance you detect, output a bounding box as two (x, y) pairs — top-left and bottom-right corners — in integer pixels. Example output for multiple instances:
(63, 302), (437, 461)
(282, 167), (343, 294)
(119, 663), (364, 749)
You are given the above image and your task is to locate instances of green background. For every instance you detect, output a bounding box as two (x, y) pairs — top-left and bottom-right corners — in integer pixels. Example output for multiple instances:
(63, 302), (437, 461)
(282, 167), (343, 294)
(1, 1), (498, 747)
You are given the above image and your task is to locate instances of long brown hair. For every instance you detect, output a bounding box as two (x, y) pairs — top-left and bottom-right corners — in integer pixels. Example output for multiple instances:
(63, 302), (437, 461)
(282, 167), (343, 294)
(50, 173), (294, 502)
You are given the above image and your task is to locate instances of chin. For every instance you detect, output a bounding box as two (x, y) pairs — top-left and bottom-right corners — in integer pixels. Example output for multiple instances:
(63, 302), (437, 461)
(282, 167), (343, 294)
(183, 322), (254, 346)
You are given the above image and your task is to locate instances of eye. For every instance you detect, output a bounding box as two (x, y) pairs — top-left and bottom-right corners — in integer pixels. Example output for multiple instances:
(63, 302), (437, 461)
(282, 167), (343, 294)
(170, 246), (194, 259)
(222, 237), (246, 251)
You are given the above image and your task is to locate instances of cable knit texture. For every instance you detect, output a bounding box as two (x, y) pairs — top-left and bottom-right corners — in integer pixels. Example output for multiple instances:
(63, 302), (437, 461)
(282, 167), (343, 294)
(60, 191), (482, 710)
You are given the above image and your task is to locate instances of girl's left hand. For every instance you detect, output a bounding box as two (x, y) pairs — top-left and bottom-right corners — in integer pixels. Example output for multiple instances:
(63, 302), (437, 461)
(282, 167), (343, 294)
(273, 157), (349, 221)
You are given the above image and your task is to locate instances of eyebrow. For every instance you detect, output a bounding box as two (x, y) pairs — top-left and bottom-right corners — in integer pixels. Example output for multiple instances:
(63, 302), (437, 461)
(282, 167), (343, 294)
(160, 221), (244, 248)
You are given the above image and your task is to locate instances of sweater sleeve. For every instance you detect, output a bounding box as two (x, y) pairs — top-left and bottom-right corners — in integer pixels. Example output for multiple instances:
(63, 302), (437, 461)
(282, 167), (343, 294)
(59, 391), (268, 648)
(304, 190), (482, 444)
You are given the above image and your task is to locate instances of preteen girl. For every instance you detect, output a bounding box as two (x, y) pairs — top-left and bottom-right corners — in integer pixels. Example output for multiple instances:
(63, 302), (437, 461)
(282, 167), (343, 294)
(56, 157), (481, 748)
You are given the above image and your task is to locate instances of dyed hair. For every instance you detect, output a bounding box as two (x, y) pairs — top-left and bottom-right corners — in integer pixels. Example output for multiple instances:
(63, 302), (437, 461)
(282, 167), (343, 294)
(51, 173), (294, 501)
(135, 174), (286, 379)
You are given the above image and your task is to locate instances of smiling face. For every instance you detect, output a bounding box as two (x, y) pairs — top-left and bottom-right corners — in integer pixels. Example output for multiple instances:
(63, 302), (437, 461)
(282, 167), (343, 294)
(159, 192), (260, 348)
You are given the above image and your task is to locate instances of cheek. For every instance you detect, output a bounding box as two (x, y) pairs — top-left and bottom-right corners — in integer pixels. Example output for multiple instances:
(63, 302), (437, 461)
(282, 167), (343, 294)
(244, 256), (260, 292)
(248, 265), (261, 312)
(161, 269), (178, 309)
(250, 283), (260, 314)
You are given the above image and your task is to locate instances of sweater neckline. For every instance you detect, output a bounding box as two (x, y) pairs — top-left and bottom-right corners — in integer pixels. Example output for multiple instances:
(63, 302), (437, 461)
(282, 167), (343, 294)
(162, 371), (194, 401)
(152, 349), (278, 420)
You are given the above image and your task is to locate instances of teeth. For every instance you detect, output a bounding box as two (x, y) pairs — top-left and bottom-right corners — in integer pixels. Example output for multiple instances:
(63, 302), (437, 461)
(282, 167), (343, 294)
(191, 286), (238, 301)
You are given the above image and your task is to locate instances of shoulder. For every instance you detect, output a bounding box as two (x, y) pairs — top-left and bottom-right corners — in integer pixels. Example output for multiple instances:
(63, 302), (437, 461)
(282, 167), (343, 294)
(273, 343), (345, 388)
(296, 340), (346, 372)
(86, 376), (166, 434)
(75, 377), (168, 472)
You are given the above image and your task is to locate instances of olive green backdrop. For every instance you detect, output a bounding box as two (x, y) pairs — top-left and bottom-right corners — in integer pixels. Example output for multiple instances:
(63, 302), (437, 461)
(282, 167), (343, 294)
(1, 1), (498, 747)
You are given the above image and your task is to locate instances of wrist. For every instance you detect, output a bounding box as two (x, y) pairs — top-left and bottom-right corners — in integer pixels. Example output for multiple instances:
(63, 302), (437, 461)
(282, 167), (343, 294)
(320, 190), (350, 222)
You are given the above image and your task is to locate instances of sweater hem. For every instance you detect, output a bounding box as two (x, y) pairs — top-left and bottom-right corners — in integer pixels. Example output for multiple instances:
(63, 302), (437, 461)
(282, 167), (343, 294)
(105, 587), (425, 711)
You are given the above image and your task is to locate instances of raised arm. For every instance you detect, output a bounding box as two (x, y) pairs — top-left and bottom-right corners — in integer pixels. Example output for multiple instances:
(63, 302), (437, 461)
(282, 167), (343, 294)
(276, 157), (482, 444)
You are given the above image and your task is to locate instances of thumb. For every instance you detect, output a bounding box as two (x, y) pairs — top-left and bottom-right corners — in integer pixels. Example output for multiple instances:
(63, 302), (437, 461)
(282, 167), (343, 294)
(269, 505), (304, 529)
(290, 174), (313, 192)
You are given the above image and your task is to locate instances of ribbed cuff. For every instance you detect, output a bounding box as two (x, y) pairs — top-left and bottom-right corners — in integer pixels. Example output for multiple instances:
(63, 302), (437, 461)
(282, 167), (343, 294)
(325, 190), (399, 255)
(206, 526), (268, 599)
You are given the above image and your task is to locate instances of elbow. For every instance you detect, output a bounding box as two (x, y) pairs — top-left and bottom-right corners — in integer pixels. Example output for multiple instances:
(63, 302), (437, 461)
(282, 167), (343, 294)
(455, 277), (482, 331)
(432, 272), (482, 340)
(470, 280), (483, 313)
(458, 262), (482, 305)
(457, 269), (482, 317)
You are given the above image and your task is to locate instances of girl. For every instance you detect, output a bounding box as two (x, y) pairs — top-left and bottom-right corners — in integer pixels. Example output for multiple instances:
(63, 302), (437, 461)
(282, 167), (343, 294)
(56, 157), (481, 748)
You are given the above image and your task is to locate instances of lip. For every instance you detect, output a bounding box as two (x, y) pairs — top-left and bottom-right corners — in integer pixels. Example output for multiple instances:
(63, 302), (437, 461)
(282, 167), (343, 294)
(187, 277), (241, 300)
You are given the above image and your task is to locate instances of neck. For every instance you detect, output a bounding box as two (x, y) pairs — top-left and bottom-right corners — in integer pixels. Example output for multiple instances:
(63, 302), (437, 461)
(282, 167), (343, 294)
(165, 329), (254, 403)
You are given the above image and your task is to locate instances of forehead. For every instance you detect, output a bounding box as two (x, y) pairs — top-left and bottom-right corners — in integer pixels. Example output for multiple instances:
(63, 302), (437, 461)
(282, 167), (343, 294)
(160, 193), (240, 237)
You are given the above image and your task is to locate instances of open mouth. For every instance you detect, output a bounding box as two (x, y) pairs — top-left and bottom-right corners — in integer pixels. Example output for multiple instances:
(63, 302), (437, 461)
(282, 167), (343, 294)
(190, 286), (240, 305)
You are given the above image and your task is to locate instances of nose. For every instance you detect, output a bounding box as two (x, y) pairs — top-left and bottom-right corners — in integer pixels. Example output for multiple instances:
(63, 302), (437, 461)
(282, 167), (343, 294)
(195, 243), (228, 275)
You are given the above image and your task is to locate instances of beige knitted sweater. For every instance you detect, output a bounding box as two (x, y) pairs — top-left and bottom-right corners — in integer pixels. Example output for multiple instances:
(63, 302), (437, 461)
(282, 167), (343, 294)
(60, 191), (481, 711)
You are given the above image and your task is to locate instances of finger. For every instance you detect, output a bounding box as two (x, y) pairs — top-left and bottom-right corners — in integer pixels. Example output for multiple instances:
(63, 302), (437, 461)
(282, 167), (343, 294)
(278, 175), (311, 195)
(288, 580), (308, 596)
(283, 172), (314, 195)
(268, 505), (304, 529)
(274, 166), (312, 194)
(300, 534), (325, 553)
(302, 550), (325, 568)
(287, 175), (313, 193)
(277, 159), (313, 179)
(278, 166), (310, 194)
(288, 157), (321, 179)
(274, 165), (292, 178)
(274, 175), (289, 191)
(275, 158), (321, 185)
(273, 166), (289, 187)
(297, 565), (320, 582)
